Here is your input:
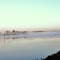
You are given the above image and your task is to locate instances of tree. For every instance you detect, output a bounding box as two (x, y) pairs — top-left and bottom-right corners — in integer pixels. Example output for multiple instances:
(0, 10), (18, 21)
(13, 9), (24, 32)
(12, 30), (15, 32)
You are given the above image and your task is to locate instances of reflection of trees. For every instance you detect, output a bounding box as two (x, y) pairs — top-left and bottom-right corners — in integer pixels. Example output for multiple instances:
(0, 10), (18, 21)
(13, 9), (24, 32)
(6, 38), (10, 39)
(12, 38), (15, 40)
(4, 37), (21, 40)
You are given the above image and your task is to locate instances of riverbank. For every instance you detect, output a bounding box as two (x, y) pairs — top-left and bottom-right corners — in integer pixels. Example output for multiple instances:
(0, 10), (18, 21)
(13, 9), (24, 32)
(42, 51), (60, 60)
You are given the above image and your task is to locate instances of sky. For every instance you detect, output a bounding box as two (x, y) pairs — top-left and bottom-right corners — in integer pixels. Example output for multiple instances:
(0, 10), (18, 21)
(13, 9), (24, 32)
(0, 0), (60, 31)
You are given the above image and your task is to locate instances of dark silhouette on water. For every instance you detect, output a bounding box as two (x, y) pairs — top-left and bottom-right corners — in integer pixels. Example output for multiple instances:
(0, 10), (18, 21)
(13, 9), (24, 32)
(42, 51), (60, 60)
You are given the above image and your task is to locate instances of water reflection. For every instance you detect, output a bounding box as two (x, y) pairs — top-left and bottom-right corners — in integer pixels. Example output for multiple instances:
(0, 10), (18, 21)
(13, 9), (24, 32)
(0, 33), (60, 60)
(3, 36), (20, 44)
(0, 37), (60, 60)
(1, 34), (29, 45)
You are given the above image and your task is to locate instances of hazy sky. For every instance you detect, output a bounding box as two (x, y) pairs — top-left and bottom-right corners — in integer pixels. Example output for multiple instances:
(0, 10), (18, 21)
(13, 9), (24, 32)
(0, 0), (60, 31)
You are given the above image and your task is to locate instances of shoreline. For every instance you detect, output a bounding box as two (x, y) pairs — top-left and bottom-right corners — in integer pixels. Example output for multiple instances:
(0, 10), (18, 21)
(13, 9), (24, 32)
(42, 51), (60, 60)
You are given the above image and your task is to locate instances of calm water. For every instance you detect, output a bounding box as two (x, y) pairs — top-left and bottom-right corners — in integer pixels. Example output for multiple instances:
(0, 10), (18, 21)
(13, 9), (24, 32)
(0, 32), (60, 60)
(0, 38), (60, 60)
